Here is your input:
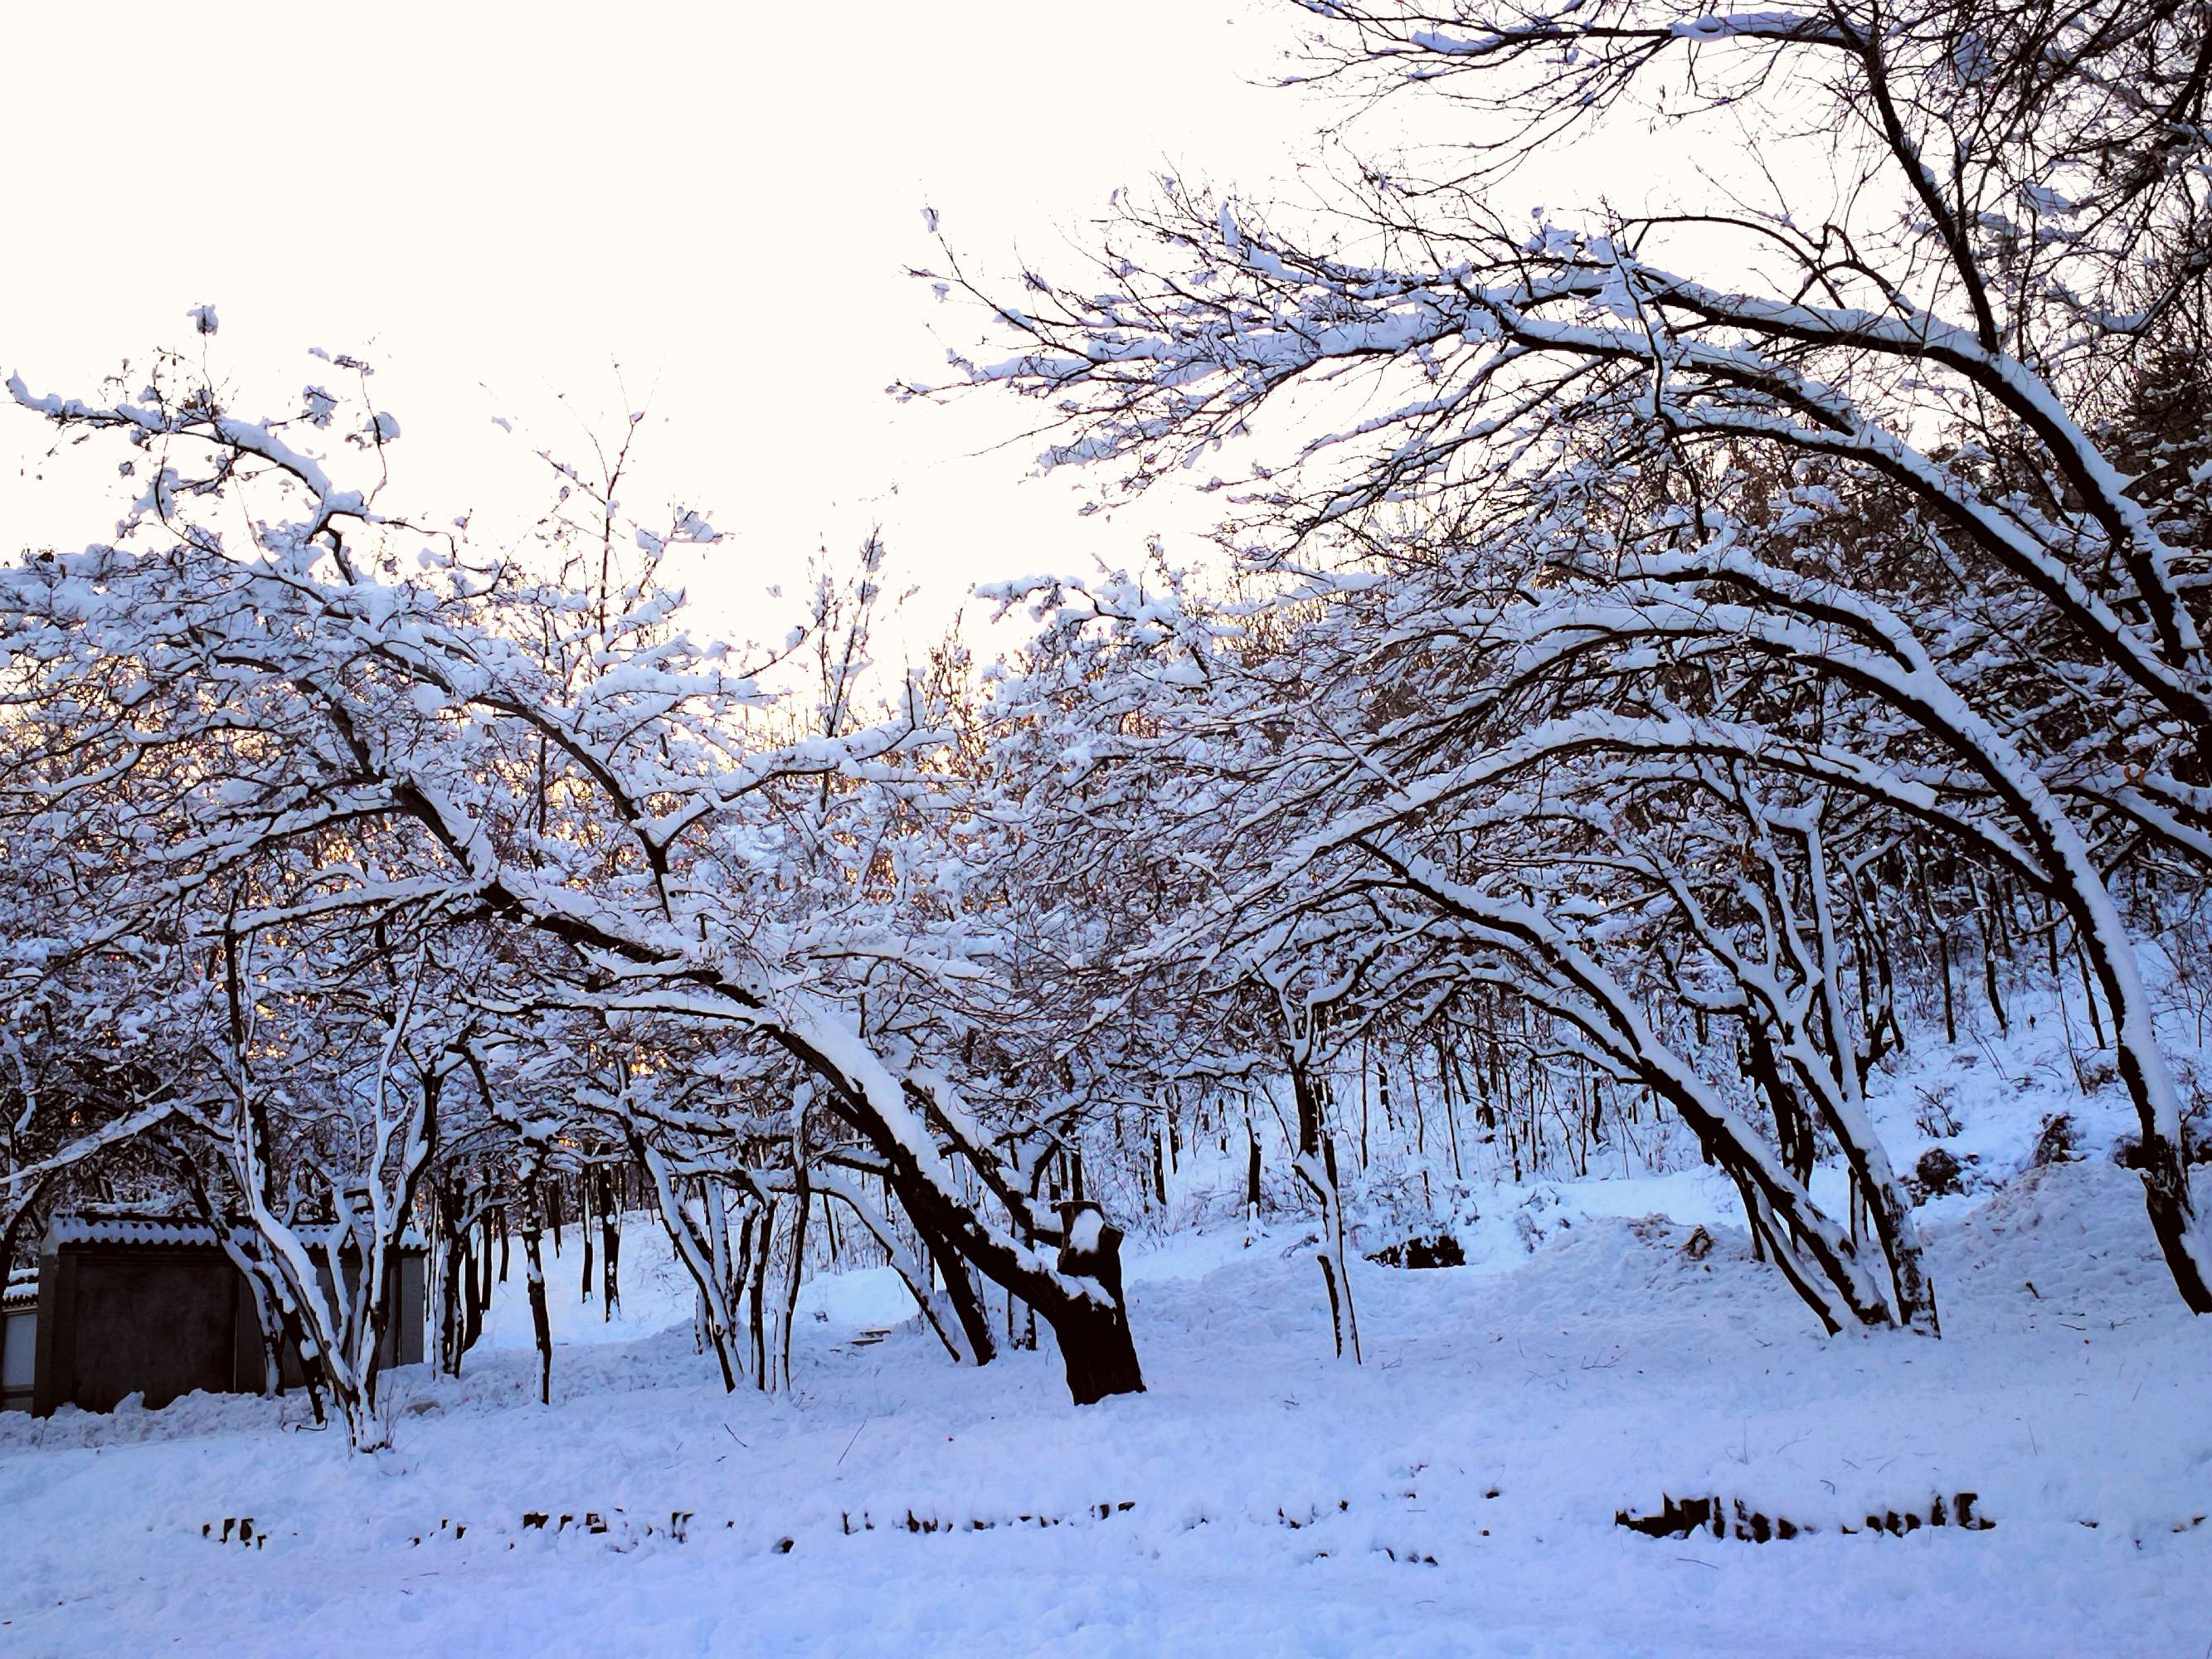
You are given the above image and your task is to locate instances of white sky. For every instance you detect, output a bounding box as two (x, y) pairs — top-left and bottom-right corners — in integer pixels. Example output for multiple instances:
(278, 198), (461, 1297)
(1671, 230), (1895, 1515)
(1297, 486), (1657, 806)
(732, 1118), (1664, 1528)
(2, 1), (1336, 667)
(2, 2), (1821, 674)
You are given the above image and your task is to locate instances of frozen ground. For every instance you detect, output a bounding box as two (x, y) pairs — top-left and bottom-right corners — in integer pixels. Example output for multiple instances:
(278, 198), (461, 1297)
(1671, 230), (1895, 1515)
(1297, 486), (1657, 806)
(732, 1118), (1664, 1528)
(2, 1144), (2208, 1657)
(4, 1000), (2210, 1657)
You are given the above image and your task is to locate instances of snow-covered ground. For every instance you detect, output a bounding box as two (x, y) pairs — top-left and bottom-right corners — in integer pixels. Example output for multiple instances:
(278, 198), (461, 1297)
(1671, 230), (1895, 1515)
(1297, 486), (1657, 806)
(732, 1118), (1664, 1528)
(2, 999), (2205, 1656)
(2, 1136), (2207, 1657)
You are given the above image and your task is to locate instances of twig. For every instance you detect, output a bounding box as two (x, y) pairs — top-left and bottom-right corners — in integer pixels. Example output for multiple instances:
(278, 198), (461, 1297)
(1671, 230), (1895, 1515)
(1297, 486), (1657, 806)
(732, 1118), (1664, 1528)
(837, 1415), (870, 1467)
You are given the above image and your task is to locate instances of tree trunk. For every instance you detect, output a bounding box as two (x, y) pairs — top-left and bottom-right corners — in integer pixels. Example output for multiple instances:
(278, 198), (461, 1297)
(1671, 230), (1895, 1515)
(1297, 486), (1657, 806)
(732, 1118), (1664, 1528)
(748, 1198), (775, 1389)
(780, 1170), (809, 1393)
(1052, 1201), (1145, 1406)
(523, 1185), (553, 1404)
(598, 1165), (621, 1320)
(1287, 1040), (1360, 1363)
(580, 1175), (596, 1305)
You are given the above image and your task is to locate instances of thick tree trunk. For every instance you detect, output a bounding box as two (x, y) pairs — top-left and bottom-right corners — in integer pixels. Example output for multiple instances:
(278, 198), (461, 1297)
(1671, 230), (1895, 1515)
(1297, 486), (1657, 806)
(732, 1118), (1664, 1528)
(1051, 1201), (1145, 1406)
(744, 1006), (1142, 1402)
(868, 1141), (1142, 1399)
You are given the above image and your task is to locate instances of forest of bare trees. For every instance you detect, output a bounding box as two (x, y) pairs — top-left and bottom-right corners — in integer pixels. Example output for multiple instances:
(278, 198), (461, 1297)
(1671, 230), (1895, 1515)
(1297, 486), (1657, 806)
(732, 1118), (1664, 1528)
(3, 0), (2206, 1458)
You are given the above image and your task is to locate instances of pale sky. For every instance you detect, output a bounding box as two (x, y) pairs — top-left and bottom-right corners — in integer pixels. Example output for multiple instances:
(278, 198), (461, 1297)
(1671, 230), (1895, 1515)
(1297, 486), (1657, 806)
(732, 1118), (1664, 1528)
(2, 0), (1332, 668)
(3, 2), (1819, 674)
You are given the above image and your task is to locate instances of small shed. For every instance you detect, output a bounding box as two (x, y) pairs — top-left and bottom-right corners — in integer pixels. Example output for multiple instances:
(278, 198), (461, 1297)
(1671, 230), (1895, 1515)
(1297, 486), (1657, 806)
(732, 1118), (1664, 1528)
(12, 1214), (426, 1416)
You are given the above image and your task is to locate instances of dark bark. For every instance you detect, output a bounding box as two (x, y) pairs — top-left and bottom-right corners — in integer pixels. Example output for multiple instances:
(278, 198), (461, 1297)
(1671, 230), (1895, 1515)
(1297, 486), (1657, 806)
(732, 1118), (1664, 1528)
(920, 1227), (998, 1365)
(1052, 1200), (1145, 1406)
(860, 1135), (1145, 1399)
(281, 1301), (327, 1423)
(580, 1176), (596, 1305)
(523, 1185), (552, 1405)
(1286, 1037), (1361, 1362)
(747, 1198), (775, 1389)
(1743, 1019), (1815, 1186)
(597, 1165), (621, 1319)
(780, 1175), (808, 1392)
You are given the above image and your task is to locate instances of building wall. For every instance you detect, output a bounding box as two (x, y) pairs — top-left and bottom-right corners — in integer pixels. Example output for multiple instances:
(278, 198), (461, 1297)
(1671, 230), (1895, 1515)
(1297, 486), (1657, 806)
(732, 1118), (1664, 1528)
(27, 1238), (427, 1416)
(48, 1251), (241, 1412)
(1, 1306), (35, 1411)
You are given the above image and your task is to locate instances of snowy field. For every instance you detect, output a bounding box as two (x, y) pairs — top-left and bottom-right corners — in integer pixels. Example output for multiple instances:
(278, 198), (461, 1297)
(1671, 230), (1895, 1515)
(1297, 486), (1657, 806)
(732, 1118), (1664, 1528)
(2, 1143), (2207, 1657)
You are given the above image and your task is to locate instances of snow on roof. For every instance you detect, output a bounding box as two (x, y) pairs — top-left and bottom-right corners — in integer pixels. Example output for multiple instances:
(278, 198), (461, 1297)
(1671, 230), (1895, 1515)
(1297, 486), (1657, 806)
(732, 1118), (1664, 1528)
(46, 1215), (218, 1248)
(41, 1214), (429, 1252)
(2, 1267), (36, 1310)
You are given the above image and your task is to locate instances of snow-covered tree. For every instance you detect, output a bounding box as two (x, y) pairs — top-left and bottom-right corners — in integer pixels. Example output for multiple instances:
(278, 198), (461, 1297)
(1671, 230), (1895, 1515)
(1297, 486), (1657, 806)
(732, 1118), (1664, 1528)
(0, 343), (1146, 1427)
(924, 0), (2212, 1311)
